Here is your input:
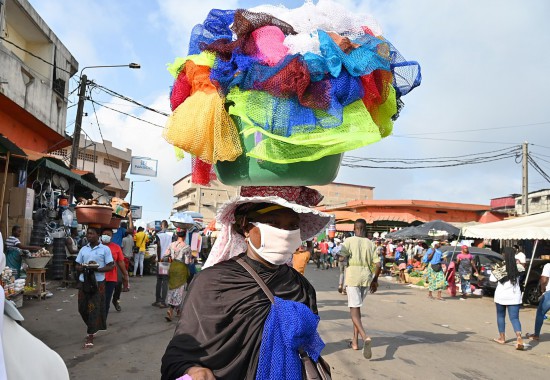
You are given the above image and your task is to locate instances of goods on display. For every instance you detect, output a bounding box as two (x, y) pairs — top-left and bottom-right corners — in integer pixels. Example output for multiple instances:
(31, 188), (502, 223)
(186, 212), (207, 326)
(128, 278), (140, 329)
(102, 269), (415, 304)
(163, 0), (421, 185)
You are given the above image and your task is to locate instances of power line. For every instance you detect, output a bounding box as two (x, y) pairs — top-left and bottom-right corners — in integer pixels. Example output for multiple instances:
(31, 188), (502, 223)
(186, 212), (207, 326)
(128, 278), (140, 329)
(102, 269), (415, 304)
(527, 155), (550, 183)
(390, 134), (519, 145)
(89, 100), (165, 129)
(396, 121), (550, 136)
(341, 154), (515, 169)
(88, 81), (169, 117)
(89, 94), (125, 190)
(0, 36), (73, 75)
(345, 146), (519, 164)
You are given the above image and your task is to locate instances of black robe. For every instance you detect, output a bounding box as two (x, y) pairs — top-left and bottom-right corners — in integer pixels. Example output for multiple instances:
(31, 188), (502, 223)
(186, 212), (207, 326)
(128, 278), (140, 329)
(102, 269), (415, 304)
(161, 254), (317, 380)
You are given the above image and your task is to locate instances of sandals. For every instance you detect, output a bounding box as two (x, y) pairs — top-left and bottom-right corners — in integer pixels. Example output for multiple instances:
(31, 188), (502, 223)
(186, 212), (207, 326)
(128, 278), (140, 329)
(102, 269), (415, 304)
(362, 339), (372, 359)
(165, 309), (173, 322)
(492, 338), (505, 345)
(347, 341), (359, 350)
(84, 335), (94, 349)
(525, 333), (539, 341)
(515, 342), (524, 351)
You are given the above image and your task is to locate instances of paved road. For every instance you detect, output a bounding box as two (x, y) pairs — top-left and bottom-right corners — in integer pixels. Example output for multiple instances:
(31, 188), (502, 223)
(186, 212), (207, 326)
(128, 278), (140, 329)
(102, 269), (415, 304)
(19, 263), (549, 379)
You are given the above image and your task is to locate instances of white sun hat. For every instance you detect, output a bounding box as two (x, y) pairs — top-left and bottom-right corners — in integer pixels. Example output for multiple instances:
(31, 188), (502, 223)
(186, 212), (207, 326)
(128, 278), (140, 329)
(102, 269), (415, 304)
(204, 194), (333, 268)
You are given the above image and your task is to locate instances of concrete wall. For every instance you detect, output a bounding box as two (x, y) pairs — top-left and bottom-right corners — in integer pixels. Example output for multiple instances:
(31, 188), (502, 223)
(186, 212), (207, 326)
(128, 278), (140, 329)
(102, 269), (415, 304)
(0, 0), (78, 149)
(310, 182), (375, 207)
(51, 135), (132, 198)
(173, 175), (239, 224)
(515, 189), (550, 215)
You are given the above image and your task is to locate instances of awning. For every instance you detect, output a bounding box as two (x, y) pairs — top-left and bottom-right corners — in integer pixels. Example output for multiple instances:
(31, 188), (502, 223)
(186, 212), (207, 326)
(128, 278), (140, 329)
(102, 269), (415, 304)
(335, 223), (354, 232)
(36, 158), (107, 196)
(462, 211), (550, 240)
(0, 134), (26, 156)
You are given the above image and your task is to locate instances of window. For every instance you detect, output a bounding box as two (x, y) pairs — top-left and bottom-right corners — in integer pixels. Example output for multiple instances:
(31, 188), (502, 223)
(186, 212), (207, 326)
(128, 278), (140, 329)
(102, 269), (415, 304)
(104, 158), (120, 169)
(435, 210), (448, 214)
(77, 152), (98, 163)
(52, 149), (69, 158)
(531, 197), (541, 203)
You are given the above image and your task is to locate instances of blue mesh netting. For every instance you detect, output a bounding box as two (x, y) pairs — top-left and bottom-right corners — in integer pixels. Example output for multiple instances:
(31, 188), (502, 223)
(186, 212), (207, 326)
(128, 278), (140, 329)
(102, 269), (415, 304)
(188, 9), (235, 55)
(318, 30), (391, 77)
(387, 40), (422, 97)
(255, 297), (325, 380)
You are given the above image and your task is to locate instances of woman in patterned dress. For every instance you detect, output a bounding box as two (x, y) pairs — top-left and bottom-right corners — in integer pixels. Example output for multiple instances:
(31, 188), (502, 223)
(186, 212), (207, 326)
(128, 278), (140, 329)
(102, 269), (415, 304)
(164, 230), (191, 322)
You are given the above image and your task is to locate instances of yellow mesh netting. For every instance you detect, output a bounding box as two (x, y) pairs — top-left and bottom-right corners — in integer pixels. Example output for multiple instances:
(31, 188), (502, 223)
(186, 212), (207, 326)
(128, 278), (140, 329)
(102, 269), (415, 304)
(370, 84), (396, 138)
(163, 56), (242, 164)
(164, 92), (242, 164)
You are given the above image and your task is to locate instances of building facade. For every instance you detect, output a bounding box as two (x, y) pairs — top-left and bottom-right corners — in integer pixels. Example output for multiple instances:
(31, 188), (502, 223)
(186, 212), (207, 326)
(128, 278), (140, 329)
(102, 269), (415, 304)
(515, 189), (550, 215)
(51, 134), (131, 198)
(0, 0), (77, 152)
(319, 199), (491, 234)
(310, 182), (375, 207)
(173, 174), (239, 224)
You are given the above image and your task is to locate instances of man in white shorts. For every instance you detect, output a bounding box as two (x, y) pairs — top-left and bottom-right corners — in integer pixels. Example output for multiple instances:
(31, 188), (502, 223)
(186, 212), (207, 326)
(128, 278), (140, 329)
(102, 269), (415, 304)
(339, 219), (381, 360)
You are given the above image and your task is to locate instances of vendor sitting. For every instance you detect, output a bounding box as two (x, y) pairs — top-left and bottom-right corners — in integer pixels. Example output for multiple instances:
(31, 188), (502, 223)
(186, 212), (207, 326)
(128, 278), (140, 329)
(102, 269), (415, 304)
(5, 225), (42, 279)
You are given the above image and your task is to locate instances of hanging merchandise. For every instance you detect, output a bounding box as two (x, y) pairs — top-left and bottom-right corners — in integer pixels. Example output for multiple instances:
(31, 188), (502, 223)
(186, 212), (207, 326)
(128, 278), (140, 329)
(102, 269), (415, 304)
(163, 0), (421, 186)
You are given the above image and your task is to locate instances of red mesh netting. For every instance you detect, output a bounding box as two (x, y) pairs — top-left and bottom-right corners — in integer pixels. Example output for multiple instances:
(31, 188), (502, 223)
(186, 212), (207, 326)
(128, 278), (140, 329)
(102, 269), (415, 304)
(361, 69), (392, 113)
(191, 157), (217, 185)
(170, 72), (192, 111)
(255, 57), (331, 110)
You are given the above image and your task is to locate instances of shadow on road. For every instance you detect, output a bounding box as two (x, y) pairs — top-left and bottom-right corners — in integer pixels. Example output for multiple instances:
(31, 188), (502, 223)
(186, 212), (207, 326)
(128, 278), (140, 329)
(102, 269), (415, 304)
(322, 330), (474, 361)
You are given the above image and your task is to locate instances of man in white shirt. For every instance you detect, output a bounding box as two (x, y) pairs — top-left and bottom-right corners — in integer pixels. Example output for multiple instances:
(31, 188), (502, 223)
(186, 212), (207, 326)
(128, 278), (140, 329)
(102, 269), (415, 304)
(526, 262), (550, 341)
(153, 220), (173, 308)
(514, 245), (526, 269)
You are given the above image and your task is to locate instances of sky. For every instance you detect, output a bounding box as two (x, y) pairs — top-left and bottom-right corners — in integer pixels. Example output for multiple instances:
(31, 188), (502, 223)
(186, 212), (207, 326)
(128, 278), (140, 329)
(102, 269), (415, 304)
(28, 0), (550, 223)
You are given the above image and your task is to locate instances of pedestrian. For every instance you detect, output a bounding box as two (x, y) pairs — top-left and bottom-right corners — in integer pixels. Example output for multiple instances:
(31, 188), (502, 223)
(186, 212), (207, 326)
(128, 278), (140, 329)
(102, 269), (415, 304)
(162, 188), (331, 379)
(513, 244), (526, 270)
(5, 225), (42, 279)
(153, 220), (173, 308)
(395, 244), (407, 283)
(101, 228), (129, 316)
(75, 227), (114, 348)
(338, 219), (381, 359)
(121, 231), (134, 273)
(375, 240), (386, 275)
(292, 243), (311, 275)
(133, 227), (149, 277)
(426, 241), (446, 301)
(490, 247), (525, 350)
(525, 262), (550, 342)
(164, 229), (191, 322)
(446, 259), (457, 297)
(319, 239), (329, 269)
(456, 245), (479, 300)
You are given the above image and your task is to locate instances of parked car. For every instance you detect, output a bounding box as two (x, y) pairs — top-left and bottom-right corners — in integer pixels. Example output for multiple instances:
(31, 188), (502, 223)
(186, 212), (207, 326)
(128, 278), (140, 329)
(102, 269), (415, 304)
(440, 246), (503, 294)
(522, 258), (550, 305)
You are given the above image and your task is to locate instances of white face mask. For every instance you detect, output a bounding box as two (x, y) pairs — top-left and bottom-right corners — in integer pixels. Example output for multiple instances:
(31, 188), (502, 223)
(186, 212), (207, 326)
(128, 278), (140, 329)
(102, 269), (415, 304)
(101, 234), (111, 244)
(248, 222), (302, 265)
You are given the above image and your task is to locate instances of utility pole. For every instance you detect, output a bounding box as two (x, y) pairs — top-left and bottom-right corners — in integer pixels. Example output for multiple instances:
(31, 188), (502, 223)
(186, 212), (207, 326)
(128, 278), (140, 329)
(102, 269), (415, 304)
(70, 73), (87, 170)
(521, 141), (529, 214)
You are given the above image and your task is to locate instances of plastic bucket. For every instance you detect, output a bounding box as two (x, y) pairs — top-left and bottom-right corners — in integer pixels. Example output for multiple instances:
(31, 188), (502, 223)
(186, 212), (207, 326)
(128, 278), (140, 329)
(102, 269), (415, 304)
(215, 117), (342, 186)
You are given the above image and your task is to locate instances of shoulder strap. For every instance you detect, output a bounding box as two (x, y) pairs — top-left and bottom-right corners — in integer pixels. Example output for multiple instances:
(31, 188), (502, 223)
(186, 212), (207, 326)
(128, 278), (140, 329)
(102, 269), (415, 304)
(235, 257), (274, 304)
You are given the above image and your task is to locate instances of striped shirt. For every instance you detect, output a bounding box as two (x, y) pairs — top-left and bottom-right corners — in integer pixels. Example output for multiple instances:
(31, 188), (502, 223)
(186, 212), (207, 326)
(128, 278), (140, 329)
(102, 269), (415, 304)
(5, 236), (21, 249)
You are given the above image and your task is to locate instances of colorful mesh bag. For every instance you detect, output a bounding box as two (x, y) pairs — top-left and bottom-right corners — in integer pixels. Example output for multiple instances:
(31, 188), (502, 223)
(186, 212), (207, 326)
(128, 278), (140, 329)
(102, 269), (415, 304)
(163, 0), (421, 184)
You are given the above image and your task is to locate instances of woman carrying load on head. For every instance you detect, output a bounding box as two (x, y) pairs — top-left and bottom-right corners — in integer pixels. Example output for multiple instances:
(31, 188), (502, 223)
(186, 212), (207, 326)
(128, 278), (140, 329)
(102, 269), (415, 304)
(161, 187), (332, 380)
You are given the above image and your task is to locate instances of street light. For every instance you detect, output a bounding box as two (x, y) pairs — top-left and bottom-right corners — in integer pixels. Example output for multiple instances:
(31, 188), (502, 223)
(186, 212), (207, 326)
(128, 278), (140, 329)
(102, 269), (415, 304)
(129, 179), (150, 207)
(69, 63), (141, 170)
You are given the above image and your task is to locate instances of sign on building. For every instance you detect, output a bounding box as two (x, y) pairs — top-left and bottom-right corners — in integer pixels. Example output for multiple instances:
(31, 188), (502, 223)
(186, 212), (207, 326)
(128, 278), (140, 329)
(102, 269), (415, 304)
(130, 156), (158, 177)
(130, 205), (143, 219)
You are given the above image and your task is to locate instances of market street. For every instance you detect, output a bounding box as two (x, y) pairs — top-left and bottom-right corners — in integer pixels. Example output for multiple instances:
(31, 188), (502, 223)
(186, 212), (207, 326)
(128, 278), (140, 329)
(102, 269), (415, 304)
(19, 264), (549, 380)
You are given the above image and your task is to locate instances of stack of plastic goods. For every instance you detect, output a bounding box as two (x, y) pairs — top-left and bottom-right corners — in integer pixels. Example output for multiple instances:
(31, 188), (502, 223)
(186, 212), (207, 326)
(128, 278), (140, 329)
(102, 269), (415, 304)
(164, 0), (421, 186)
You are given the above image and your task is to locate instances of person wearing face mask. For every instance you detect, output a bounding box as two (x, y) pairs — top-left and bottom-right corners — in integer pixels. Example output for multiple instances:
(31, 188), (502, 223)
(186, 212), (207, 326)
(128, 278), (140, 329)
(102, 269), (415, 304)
(162, 186), (332, 380)
(75, 227), (115, 348)
(101, 228), (130, 316)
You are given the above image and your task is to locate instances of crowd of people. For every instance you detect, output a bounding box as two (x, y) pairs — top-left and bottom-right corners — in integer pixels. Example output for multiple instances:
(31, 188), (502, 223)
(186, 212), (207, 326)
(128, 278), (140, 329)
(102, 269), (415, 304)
(68, 215), (201, 348)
